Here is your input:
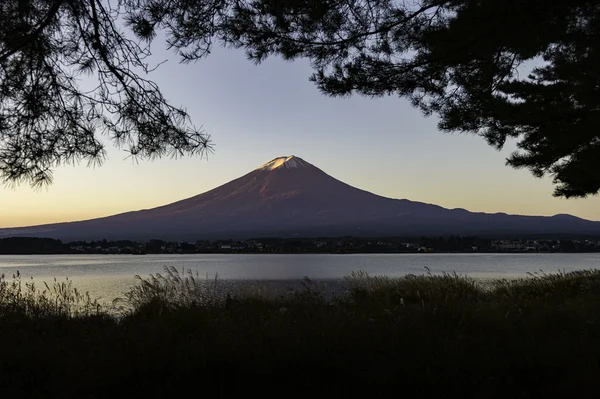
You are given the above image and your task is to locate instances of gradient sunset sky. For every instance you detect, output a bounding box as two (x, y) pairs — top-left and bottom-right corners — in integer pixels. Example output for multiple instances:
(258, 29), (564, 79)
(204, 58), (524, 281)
(2, 44), (599, 228)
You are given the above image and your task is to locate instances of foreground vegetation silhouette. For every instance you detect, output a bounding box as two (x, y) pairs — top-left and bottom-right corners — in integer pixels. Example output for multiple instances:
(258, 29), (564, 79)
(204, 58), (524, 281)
(1, 267), (600, 397)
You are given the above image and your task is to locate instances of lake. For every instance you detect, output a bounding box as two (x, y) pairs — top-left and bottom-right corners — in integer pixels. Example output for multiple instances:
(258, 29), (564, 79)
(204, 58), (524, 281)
(1, 253), (599, 302)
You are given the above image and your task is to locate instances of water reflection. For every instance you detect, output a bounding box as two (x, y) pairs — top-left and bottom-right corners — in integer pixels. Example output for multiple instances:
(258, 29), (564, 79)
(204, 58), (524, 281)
(1, 253), (599, 302)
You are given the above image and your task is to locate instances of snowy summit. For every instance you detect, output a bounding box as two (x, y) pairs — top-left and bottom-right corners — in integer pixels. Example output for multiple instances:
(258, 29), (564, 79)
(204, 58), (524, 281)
(257, 156), (311, 171)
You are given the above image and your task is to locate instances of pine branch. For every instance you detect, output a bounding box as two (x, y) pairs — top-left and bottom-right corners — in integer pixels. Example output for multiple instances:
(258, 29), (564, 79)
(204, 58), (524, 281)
(0, 0), (65, 63)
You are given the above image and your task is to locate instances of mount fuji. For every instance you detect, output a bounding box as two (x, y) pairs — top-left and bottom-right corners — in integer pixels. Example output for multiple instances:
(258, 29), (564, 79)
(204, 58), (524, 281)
(2, 155), (600, 240)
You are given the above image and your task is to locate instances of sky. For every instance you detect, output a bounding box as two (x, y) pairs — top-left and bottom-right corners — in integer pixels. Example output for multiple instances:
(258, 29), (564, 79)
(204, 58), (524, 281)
(1, 42), (600, 228)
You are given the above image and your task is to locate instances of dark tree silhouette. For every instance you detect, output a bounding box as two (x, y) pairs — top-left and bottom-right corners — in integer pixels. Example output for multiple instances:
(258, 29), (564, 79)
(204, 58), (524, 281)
(123, 0), (599, 198)
(0, 0), (211, 187)
(2, 0), (599, 198)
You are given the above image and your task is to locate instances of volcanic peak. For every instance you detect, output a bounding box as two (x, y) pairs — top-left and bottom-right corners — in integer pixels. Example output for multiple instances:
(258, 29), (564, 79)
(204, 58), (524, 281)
(256, 155), (311, 171)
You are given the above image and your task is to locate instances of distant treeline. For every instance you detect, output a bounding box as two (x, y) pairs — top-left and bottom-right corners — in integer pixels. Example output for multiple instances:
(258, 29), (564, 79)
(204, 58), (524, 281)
(1, 235), (600, 255)
(0, 237), (67, 254)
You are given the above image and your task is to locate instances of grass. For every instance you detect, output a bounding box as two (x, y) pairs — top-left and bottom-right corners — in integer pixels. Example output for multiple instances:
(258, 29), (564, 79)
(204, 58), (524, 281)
(2, 267), (600, 398)
(0, 270), (105, 318)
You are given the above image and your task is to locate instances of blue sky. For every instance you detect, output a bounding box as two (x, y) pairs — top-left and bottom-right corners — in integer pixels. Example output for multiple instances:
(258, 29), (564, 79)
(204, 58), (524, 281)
(1, 44), (599, 228)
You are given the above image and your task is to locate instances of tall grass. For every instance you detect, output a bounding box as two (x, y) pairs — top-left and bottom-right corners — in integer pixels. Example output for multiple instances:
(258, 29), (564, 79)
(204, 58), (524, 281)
(0, 271), (103, 318)
(344, 268), (483, 306)
(111, 266), (600, 314)
(490, 269), (600, 301)
(116, 266), (224, 312)
(5, 266), (600, 316)
(3, 267), (600, 398)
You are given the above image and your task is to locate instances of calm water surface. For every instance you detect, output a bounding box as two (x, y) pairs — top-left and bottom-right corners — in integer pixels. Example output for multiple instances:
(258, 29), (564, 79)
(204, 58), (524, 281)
(1, 253), (599, 302)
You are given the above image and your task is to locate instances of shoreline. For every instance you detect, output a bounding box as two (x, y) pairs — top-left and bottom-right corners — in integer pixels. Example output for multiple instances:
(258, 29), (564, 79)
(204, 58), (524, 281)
(1, 250), (599, 255)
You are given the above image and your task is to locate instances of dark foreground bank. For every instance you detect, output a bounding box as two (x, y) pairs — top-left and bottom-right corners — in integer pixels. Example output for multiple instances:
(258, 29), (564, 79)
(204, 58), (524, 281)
(1, 268), (600, 398)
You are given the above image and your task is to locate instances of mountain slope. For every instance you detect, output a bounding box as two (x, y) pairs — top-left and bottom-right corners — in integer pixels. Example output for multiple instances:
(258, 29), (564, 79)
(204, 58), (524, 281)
(2, 156), (600, 240)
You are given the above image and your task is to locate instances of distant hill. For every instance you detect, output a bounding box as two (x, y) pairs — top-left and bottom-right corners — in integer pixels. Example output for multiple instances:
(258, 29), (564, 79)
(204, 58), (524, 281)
(2, 155), (600, 240)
